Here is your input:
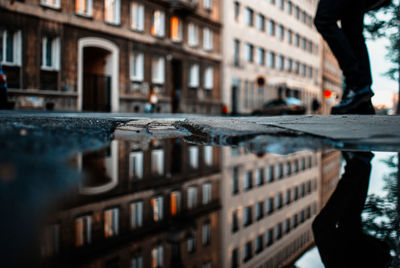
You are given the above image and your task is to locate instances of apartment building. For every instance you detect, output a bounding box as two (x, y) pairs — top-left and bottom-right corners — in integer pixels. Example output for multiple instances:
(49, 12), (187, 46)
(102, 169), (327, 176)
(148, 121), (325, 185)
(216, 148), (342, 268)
(221, 146), (321, 268)
(39, 139), (222, 267)
(222, 0), (322, 114)
(321, 41), (343, 114)
(0, 0), (222, 113)
(319, 150), (342, 208)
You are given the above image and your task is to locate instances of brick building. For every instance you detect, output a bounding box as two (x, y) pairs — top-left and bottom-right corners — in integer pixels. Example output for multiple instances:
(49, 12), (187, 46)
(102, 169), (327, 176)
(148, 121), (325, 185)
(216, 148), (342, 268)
(0, 0), (222, 113)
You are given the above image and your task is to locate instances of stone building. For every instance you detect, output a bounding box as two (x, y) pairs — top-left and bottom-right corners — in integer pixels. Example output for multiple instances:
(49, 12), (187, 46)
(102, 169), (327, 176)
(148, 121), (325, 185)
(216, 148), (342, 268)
(222, 0), (323, 115)
(39, 139), (222, 267)
(319, 150), (342, 208)
(0, 0), (222, 113)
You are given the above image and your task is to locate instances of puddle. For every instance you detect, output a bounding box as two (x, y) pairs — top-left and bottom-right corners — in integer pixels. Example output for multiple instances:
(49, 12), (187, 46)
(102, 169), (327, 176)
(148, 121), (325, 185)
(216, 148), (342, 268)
(0, 114), (399, 267)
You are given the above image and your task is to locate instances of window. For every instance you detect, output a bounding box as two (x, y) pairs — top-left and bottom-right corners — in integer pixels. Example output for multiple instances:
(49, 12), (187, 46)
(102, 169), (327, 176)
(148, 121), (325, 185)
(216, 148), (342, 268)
(301, 157), (306, 170)
(170, 191), (181, 216)
(76, 0), (93, 16)
(234, 39), (240, 67)
(255, 235), (263, 253)
(308, 156), (313, 168)
(302, 37), (307, 50)
(245, 8), (254, 26)
(130, 201), (143, 228)
(105, 0), (121, 25)
(295, 6), (300, 19)
(188, 63), (200, 88)
(256, 48), (265, 66)
(41, 0), (60, 9)
(268, 20), (275, 36)
(131, 255), (143, 268)
(202, 182), (212, 205)
(203, 28), (213, 50)
(187, 186), (198, 209)
(151, 245), (163, 268)
(278, 0), (284, 10)
(293, 214), (298, 228)
(104, 208), (119, 237)
(277, 25), (284, 40)
(244, 171), (252, 190)
(285, 58), (293, 72)
(131, 2), (145, 31)
(204, 0), (212, 10)
(266, 229), (273, 246)
(151, 56), (165, 84)
(267, 52), (275, 68)
(202, 222), (211, 245)
(243, 241), (252, 262)
(245, 43), (253, 63)
(151, 196), (164, 222)
(232, 167), (239, 194)
(130, 52), (144, 82)
(152, 10), (165, 37)
(188, 23), (199, 47)
(286, 1), (292, 14)
(234, 1), (240, 21)
(285, 162), (292, 176)
(204, 146), (213, 166)
(294, 186), (299, 201)
(189, 145), (199, 168)
(285, 189), (291, 205)
(267, 166), (274, 182)
(203, 67), (214, 90)
(0, 29), (22, 66)
(277, 55), (284, 71)
(41, 36), (60, 70)
(244, 206), (252, 226)
(275, 193), (283, 210)
(231, 248), (239, 268)
(170, 16), (183, 42)
(255, 168), (264, 186)
(256, 201), (263, 220)
(256, 14), (265, 31)
(301, 63), (307, 76)
(301, 183), (306, 197)
(151, 149), (164, 175)
(287, 29), (292, 44)
(75, 215), (91, 247)
(285, 218), (291, 234)
(275, 223), (282, 240)
(266, 197), (274, 214)
(185, 234), (196, 254)
(232, 210), (239, 232)
(294, 159), (299, 172)
(294, 61), (300, 74)
(41, 224), (60, 257)
(276, 163), (283, 179)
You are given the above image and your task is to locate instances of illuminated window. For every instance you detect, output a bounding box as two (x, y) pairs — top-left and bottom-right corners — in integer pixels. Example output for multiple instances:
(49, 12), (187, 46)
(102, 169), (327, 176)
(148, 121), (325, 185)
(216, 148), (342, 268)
(0, 29), (22, 66)
(129, 151), (143, 179)
(151, 245), (163, 268)
(170, 191), (181, 216)
(75, 215), (92, 247)
(202, 182), (212, 205)
(104, 208), (119, 237)
(151, 149), (164, 176)
(131, 2), (144, 31)
(170, 16), (183, 42)
(151, 56), (165, 84)
(41, 0), (60, 9)
(188, 23), (199, 47)
(76, 0), (92, 16)
(151, 196), (164, 222)
(104, 0), (121, 25)
(130, 201), (143, 229)
(188, 64), (200, 88)
(152, 10), (165, 37)
(203, 28), (213, 51)
(187, 186), (197, 209)
(41, 36), (60, 71)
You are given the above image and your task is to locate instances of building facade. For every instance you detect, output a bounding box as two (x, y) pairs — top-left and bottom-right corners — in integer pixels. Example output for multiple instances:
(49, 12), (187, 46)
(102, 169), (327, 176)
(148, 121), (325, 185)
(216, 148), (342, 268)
(221, 146), (321, 268)
(0, 0), (222, 113)
(319, 150), (341, 208)
(222, 0), (322, 114)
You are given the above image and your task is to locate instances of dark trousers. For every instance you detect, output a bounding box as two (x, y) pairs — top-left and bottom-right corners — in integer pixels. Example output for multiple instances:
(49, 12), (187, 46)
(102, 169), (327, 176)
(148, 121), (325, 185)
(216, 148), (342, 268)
(0, 87), (7, 109)
(314, 0), (372, 91)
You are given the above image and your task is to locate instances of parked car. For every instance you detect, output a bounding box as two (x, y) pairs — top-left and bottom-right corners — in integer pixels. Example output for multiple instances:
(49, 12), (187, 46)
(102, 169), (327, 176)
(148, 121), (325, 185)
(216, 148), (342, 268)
(251, 97), (306, 115)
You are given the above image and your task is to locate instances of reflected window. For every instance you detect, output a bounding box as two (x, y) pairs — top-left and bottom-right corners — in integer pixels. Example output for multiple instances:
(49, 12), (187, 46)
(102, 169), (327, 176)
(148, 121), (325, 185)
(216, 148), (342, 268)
(104, 0), (121, 25)
(131, 2), (144, 31)
(202, 182), (212, 205)
(285, 189), (291, 205)
(275, 223), (282, 240)
(308, 156), (313, 168)
(232, 167), (239, 195)
(151, 149), (164, 176)
(244, 206), (252, 226)
(256, 48), (265, 66)
(300, 210), (305, 223)
(256, 14), (265, 31)
(232, 210), (239, 233)
(301, 183), (305, 197)
(189, 146), (199, 168)
(276, 164), (283, 179)
(131, 255), (143, 268)
(255, 168), (263, 186)
(203, 28), (213, 51)
(301, 157), (306, 170)
(170, 16), (183, 42)
(187, 186), (198, 209)
(151, 245), (163, 268)
(266, 228), (273, 246)
(294, 159), (299, 173)
(285, 162), (292, 176)
(243, 241), (252, 262)
(285, 218), (291, 234)
(170, 191), (181, 216)
(187, 234), (196, 253)
(202, 222), (211, 245)
(294, 186), (299, 201)
(231, 248), (239, 268)
(129, 151), (143, 180)
(268, 19), (275, 36)
(76, 0), (93, 16)
(266, 166), (274, 182)
(244, 171), (253, 190)
(188, 23), (199, 47)
(151, 196), (164, 222)
(204, 146), (213, 166)
(293, 214), (298, 228)
(41, 224), (60, 257)
(255, 235), (263, 253)
(104, 208), (119, 238)
(130, 201), (143, 229)
(245, 43), (253, 63)
(306, 180), (312, 194)
(266, 197), (274, 215)
(256, 201), (263, 220)
(75, 215), (92, 247)
(275, 193), (283, 210)
(245, 7), (253, 26)
(41, 0), (60, 9)
(151, 10), (165, 37)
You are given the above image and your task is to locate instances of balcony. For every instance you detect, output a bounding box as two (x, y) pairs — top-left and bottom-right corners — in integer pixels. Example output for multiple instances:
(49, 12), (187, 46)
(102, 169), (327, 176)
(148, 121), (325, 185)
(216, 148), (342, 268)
(168, 0), (198, 11)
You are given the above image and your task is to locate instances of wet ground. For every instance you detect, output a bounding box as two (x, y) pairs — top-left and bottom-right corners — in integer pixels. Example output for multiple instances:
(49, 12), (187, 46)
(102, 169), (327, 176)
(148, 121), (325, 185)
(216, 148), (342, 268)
(0, 111), (399, 267)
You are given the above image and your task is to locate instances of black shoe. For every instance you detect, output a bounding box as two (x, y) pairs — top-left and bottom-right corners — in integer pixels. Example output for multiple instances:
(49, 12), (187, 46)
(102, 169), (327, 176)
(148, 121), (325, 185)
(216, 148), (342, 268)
(331, 86), (374, 114)
(356, 99), (375, 115)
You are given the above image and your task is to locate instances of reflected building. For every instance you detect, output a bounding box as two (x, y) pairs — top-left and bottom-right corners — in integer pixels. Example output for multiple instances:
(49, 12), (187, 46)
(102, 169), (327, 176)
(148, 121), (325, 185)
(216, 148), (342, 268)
(39, 139), (222, 268)
(222, 0), (322, 114)
(221, 146), (321, 268)
(1, 0), (222, 113)
(319, 150), (341, 208)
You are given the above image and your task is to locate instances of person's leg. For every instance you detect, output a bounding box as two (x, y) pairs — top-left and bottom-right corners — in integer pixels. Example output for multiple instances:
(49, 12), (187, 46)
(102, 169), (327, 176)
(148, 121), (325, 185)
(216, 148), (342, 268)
(314, 0), (361, 89)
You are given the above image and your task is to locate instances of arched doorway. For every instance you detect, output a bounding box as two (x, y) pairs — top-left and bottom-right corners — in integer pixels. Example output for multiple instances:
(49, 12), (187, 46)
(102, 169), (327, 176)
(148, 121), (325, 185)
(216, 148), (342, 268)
(77, 37), (119, 112)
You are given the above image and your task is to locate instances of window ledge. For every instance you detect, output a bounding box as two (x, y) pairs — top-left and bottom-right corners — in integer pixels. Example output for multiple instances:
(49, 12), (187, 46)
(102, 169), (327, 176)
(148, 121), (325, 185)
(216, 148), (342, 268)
(76, 12), (93, 19)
